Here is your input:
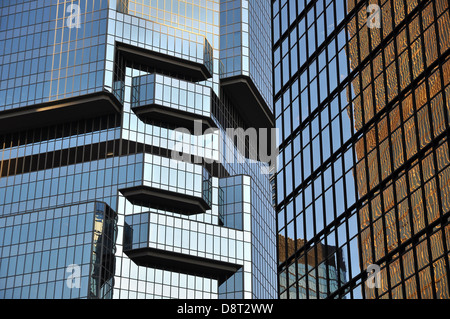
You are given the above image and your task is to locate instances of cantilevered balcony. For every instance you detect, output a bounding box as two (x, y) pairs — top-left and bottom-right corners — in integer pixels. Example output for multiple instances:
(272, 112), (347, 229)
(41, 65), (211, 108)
(131, 74), (216, 132)
(219, 0), (274, 130)
(115, 8), (213, 82)
(123, 212), (244, 284)
(0, 91), (122, 134)
(220, 75), (275, 130)
(119, 154), (212, 215)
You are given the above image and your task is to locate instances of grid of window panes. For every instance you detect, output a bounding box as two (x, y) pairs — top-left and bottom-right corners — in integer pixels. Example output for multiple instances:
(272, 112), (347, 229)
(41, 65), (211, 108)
(0, 115), (228, 299)
(0, 115), (121, 217)
(113, 0), (276, 284)
(90, 202), (117, 299)
(131, 73), (212, 118)
(141, 153), (212, 203)
(274, 0), (450, 299)
(294, 262), (347, 298)
(220, 0), (273, 111)
(124, 211), (249, 265)
(220, 0), (244, 78)
(0, 0), (108, 111)
(219, 175), (249, 231)
(105, 10), (214, 85)
(110, 0), (219, 94)
(109, 0), (276, 299)
(248, 0), (274, 111)
(0, 0), (277, 300)
(278, 234), (347, 298)
(125, 0), (220, 49)
(109, 0), (272, 167)
(0, 202), (114, 299)
(249, 174), (278, 298)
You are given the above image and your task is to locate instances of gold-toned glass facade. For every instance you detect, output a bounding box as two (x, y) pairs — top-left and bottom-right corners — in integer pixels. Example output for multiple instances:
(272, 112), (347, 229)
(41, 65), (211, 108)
(274, 0), (450, 299)
(347, 0), (450, 299)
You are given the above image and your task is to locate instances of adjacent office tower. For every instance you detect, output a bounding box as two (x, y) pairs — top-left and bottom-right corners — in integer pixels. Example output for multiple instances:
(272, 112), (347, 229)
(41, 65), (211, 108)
(274, 0), (450, 298)
(0, 0), (277, 299)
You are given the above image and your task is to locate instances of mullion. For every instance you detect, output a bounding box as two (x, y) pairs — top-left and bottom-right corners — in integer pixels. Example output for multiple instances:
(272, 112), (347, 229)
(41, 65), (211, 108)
(301, 0), (313, 300)
(348, 83), (364, 300)
(288, 58), (301, 300)
(429, 0), (450, 298)
(332, 3), (350, 294)
(310, 0), (321, 299)
(402, 4), (428, 297)
(320, 21), (332, 295)
(274, 0), (369, 99)
(372, 0), (394, 299)
(274, 0), (450, 300)
(279, 125), (450, 274)
(324, 4), (339, 295)
(279, 0), (433, 149)
(292, 200), (301, 299)
(388, 0), (412, 298)
(353, 0), (380, 298)
(415, 1), (439, 298)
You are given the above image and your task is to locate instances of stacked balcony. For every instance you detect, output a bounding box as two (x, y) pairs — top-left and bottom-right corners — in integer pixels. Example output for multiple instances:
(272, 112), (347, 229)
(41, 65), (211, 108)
(119, 154), (212, 215)
(131, 74), (216, 133)
(219, 0), (274, 130)
(0, 91), (123, 134)
(114, 18), (214, 82)
(123, 212), (244, 284)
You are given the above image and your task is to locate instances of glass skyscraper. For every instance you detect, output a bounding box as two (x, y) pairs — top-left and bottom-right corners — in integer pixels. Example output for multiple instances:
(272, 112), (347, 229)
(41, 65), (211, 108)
(274, 0), (450, 298)
(0, 0), (277, 299)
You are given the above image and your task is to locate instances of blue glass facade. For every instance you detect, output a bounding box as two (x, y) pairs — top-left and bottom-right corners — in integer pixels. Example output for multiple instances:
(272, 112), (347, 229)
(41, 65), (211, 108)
(220, 0), (273, 111)
(0, 0), (108, 110)
(0, 0), (276, 299)
(0, 201), (116, 298)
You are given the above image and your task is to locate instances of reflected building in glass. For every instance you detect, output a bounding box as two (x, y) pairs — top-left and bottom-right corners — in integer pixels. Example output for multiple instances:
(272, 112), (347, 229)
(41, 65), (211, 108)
(278, 234), (347, 298)
(274, 0), (450, 299)
(0, 0), (277, 299)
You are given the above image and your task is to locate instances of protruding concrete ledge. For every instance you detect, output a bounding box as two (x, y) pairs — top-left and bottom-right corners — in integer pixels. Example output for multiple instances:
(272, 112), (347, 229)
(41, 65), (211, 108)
(124, 247), (241, 284)
(0, 91), (122, 134)
(119, 185), (211, 215)
(221, 75), (275, 130)
(132, 103), (217, 134)
(117, 42), (213, 81)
